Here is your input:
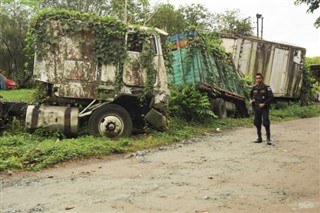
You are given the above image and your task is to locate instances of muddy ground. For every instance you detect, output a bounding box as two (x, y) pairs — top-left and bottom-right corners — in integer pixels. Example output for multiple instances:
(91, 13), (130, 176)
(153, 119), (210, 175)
(1, 117), (319, 213)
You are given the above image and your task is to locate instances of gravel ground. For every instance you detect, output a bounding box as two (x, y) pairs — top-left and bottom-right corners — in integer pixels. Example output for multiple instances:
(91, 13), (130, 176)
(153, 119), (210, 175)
(1, 117), (319, 213)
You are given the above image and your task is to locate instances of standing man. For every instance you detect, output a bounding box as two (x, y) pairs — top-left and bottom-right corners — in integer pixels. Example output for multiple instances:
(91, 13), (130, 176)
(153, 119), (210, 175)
(250, 73), (274, 145)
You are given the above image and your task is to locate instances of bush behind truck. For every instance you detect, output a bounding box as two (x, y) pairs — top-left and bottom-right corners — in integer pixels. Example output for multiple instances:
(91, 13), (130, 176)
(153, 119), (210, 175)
(0, 9), (170, 138)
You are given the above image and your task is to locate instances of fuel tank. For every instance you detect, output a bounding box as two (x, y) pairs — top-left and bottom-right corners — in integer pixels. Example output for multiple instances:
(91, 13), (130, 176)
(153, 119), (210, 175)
(25, 105), (79, 136)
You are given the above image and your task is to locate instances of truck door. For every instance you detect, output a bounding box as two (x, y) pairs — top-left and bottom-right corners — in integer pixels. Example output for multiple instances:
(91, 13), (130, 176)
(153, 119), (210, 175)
(123, 32), (158, 88)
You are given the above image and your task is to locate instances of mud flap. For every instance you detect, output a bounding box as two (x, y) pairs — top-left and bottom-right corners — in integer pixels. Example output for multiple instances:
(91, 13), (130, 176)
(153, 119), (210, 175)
(145, 108), (167, 130)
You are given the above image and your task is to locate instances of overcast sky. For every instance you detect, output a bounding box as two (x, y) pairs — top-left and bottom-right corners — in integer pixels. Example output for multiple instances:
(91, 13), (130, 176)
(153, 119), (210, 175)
(154, 0), (320, 57)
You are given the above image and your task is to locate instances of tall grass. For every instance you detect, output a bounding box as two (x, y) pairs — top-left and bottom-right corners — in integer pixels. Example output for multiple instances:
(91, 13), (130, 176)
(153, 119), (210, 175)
(270, 103), (320, 121)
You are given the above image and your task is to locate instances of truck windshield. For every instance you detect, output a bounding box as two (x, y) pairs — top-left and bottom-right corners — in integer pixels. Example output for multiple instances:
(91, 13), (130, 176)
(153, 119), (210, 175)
(127, 33), (157, 55)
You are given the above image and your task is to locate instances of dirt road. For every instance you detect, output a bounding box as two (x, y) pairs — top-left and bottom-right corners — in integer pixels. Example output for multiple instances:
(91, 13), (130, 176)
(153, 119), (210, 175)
(1, 117), (320, 213)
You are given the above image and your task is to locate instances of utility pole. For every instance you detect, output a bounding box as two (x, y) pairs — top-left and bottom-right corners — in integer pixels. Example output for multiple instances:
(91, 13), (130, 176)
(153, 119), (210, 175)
(256, 13), (262, 38)
(261, 17), (264, 39)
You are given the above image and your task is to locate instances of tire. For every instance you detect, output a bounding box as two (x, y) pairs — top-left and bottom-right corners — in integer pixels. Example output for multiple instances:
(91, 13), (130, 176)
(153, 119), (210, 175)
(88, 104), (132, 138)
(213, 98), (227, 119)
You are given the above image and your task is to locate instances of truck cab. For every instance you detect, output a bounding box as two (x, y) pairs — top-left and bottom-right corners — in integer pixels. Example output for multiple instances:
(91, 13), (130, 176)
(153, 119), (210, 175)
(25, 10), (169, 138)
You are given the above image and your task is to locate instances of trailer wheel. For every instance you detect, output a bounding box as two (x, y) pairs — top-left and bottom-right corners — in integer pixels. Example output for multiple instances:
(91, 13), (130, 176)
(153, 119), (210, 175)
(214, 98), (227, 119)
(88, 104), (132, 138)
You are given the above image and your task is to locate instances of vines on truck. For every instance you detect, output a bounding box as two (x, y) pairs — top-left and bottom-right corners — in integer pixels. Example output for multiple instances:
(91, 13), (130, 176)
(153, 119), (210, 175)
(25, 9), (157, 99)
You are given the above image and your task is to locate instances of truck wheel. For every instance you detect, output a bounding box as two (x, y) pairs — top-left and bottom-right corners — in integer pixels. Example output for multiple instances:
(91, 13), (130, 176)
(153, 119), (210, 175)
(214, 98), (227, 119)
(88, 104), (132, 138)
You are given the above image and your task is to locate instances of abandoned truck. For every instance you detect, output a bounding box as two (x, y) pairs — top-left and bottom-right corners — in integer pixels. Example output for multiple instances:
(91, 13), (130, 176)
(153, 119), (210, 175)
(0, 10), (169, 138)
(221, 34), (306, 105)
(167, 31), (249, 118)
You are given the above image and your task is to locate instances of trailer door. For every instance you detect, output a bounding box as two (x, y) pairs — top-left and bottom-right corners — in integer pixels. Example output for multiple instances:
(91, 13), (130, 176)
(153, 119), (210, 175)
(269, 48), (289, 97)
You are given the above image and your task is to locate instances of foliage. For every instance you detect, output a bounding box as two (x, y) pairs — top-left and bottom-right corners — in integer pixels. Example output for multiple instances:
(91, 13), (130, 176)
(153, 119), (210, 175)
(140, 44), (156, 96)
(239, 75), (253, 99)
(212, 9), (254, 36)
(300, 57), (319, 105)
(178, 4), (214, 31)
(26, 9), (127, 65)
(307, 56), (320, 81)
(39, 0), (112, 16)
(1, 102), (319, 172)
(270, 103), (320, 120)
(161, 38), (174, 75)
(295, 0), (320, 28)
(179, 29), (247, 97)
(295, 0), (320, 12)
(0, 0), (35, 87)
(146, 3), (186, 35)
(240, 75), (253, 86)
(126, 29), (157, 96)
(147, 3), (215, 35)
(193, 29), (226, 60)
(169, 84), (216, 122)
(108, 0), (150, 23)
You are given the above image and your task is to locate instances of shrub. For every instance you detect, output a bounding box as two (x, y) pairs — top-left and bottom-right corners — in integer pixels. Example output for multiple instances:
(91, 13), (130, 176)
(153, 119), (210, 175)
(169, 84), (215, 122)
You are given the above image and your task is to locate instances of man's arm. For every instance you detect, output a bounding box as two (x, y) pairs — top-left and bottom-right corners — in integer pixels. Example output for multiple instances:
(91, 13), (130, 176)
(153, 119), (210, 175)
(264, 86), (274, 106)
(249, 87), (254, 105)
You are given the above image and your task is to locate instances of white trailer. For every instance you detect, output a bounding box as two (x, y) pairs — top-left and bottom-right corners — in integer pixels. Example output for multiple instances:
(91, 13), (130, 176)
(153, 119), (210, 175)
(221, 34), (306, 101)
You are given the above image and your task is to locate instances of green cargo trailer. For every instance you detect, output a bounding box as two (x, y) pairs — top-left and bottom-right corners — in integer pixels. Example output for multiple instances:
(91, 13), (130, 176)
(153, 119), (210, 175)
(168, 32), (249, 118)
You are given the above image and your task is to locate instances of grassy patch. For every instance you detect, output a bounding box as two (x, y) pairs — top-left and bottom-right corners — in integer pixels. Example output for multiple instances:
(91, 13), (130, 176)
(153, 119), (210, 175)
(0, 89), (36, 103)
(270, 103), (320, 121)
(1, 93), (319, 172)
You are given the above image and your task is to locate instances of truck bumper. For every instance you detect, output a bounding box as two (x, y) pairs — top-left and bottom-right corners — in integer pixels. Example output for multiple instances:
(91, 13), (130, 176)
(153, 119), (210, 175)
(145, 108), (168, 130)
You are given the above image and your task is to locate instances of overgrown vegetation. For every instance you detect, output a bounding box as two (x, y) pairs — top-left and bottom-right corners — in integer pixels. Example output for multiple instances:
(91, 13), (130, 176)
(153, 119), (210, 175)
(300, 57), (320, 105)
(168, 29), (247, 98)
(26, 9), (127, 65)
(169, 84), (216, 122)
(1, 89), (319, 172)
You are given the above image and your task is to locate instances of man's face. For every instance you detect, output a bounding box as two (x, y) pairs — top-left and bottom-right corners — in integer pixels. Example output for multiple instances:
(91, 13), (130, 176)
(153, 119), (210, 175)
(255, 75), (263, 85)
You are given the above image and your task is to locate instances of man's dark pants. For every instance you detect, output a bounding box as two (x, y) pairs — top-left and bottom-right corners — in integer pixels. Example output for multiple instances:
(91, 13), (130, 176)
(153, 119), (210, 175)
(254, 107), (270, 139)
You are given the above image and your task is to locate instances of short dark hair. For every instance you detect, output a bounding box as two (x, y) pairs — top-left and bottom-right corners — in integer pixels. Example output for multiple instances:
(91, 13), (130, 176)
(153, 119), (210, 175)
(256, 73), (263, 78)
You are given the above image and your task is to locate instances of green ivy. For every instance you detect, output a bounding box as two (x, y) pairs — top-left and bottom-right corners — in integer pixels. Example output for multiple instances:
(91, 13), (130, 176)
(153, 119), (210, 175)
(178, 28), (247, 96)
(161, 40), (174, 75)
(26, 9), (127, 65)
(300, 64), (316, 105)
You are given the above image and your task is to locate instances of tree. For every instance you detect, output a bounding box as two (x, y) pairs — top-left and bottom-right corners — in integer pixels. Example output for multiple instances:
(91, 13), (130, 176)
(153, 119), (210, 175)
(0, 0), (34, 87)
(39, 0), (112, 16)
(146, 3), (186, 35)
(178, 4), (214, 31)
(212, 9), (253, 36)
(294, 0), (320, 28)
(109, 0), (151, 24)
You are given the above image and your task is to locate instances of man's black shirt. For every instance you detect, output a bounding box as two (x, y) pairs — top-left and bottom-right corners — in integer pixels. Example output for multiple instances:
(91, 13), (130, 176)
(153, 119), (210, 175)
(250, 83), (274, 108)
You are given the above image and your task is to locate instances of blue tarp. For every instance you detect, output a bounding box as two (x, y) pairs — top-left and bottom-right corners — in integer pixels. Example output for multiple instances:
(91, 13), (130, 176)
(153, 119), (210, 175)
(0, 74), (7, 89)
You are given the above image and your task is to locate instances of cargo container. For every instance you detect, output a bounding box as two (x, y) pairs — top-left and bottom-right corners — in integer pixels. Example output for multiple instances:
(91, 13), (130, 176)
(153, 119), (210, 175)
(221, 34), (306, 103)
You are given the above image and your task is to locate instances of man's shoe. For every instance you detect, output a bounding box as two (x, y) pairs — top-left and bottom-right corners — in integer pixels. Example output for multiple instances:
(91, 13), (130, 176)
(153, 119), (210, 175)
(267, 139), (272, 145)
(254, 137), (262, 143)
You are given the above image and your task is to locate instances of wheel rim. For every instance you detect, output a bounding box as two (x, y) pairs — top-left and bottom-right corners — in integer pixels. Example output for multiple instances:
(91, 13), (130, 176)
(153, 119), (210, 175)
(98, 114), (124, 138)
